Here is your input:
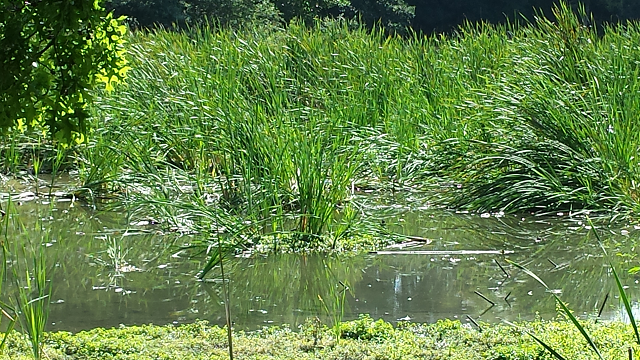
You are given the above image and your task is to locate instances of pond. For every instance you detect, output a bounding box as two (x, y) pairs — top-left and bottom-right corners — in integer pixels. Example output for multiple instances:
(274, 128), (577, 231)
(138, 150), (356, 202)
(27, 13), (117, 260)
(1, 192), (639, 333)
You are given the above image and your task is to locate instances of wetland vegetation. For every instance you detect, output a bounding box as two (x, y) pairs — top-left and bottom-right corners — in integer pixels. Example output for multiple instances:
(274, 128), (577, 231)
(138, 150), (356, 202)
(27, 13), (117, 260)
(4, 3), (640, 249)
(2, 318), (640, 360)
(2, 2), (640, 359)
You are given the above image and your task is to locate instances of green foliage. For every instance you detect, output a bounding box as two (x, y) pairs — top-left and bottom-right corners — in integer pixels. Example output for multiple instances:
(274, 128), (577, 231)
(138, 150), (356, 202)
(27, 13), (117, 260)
(339, 314), (394, 340)
(349, 0), (414, 34)
(1, 320), (639, 359)
(0, 0), (129, 143)
(187, 0), (281, 27)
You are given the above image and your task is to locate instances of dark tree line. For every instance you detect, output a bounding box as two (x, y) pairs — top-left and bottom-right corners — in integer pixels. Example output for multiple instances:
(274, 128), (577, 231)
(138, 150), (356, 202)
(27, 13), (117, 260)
(407, 0), (640, 33)
(104, 0), (640, 33)
(104, 0), (415, 31)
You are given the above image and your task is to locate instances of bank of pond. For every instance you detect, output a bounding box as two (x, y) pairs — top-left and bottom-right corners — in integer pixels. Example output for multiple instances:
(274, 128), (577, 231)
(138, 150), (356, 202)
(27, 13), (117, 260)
(1, 317), (639, 360)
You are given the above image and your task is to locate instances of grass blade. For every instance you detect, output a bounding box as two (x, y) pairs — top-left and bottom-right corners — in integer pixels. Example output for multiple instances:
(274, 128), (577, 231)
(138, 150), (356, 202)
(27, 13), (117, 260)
(506, 257), (603, 359)
(553, 294), (604, 360)
(198, 244), (222, 280)
(505, 258), (549, 289)
(587, 216), (640, 344)
(611, 264), (640, 344)
(526, 331), (568, 360)
(503, 319), (567, 360)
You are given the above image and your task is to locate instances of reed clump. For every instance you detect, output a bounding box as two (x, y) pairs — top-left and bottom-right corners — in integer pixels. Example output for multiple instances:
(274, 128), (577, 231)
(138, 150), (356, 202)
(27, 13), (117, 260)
(7, 2), (637, 251)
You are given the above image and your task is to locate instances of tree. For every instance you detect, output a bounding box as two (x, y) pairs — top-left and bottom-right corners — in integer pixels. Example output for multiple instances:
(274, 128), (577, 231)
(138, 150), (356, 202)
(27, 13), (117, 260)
(0, 0), (129, 143)
(105, 0), (188, 29)
(349, 0), (414, 34)
(187, 0), (281, 27)
(272, 0), (349, 23)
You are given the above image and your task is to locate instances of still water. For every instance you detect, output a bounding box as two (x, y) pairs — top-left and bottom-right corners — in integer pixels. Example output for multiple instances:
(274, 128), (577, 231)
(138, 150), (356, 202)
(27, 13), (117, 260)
(1, 193), (639, 333)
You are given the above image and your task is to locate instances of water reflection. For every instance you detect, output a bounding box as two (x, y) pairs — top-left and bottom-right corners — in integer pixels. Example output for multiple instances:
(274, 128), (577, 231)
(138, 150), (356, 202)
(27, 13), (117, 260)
(0, 198), (639, 332)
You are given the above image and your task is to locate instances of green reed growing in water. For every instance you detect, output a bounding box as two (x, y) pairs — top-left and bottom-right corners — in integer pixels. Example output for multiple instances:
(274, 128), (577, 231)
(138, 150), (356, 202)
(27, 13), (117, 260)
(4, 0), (629, 254)
(0, 201), (52, 360)
(12, 246), (51, 360)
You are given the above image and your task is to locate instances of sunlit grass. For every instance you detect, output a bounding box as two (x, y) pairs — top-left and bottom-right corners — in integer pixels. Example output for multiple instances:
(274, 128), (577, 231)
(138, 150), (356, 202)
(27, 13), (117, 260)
(3, 2), (634, 253)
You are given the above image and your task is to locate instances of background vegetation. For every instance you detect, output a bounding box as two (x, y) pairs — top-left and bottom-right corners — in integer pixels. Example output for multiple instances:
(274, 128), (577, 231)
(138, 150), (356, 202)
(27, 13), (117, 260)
(3, 3), (640, 253)
(104, 0), (640, 34)
(3, 3), (640, 358)
(104, 0), (415, 33)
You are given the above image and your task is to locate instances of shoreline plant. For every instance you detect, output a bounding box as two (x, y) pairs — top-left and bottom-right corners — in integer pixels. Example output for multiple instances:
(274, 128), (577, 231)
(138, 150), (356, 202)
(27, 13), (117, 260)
(84, 2), (640, 222)
(2, 2), (639, 223)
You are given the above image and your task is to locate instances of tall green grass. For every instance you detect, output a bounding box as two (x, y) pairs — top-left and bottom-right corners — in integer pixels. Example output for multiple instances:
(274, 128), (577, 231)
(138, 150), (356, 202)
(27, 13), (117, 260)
(12, 245), (51, 360)
(34, 0), (637, 250)
(0, 209), (17, 354)
(0, 201), (52, 360)
(438, 4), (640, 215)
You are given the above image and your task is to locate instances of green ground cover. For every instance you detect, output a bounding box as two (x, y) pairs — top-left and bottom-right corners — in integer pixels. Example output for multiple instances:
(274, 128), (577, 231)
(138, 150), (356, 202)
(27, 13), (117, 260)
(2, 317), (639, 360)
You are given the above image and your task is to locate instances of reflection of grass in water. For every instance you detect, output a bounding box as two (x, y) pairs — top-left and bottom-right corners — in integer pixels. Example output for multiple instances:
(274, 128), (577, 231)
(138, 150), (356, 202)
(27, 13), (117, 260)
(89, 236), (129, 272)
(177, 229), (638, 328)
(3, 200), (638, 332)
(317, 278), (349, 342)
(506, 256), (638, 360)
(194, 254), (364, 329)
(96, 234), (148, 292)
(500, 220), (640, 359)
(0, 201), (184, 322)
(198, 235), (235, 360)
(365, 224), (636, 321)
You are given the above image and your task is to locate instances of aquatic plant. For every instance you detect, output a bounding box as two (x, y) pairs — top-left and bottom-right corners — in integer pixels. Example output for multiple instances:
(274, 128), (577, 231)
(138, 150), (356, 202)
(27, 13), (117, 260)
(198, 233), (235, 360)
(0, 200), (55, 360)
(0, 0), (629, 251)
(0, 235), (16, 353)
(317, 276), (349, 342)
(12, 245), (51, 360)
(0, 274), (16, 353)
(438, 3), (640, 215)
